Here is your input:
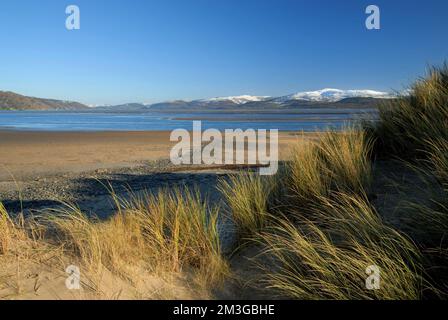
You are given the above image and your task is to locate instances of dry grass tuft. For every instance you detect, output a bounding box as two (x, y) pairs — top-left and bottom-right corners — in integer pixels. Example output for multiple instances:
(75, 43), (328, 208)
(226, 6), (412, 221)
(368, 64), (448, 159)
(219, 173), (279, 241)
(258, 193), (424, 300)
(0, 203), (14, 255)
(1, 187), (229, 299)
(288, 129), (373, 205)
(0, 203), (30, 256)
(43, 187), (228, 291)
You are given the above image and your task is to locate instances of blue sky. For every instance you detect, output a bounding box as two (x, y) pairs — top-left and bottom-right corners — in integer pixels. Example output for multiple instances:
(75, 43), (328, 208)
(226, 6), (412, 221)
(0, 0), (447, 105)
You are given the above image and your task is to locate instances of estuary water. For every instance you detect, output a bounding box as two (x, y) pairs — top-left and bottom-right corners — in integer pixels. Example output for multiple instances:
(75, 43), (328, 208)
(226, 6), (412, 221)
(0, 109), (376, 132)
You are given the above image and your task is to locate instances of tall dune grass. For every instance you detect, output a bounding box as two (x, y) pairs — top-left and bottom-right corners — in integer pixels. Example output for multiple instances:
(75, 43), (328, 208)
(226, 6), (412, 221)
(368, 64), (448, 159)
(426, 138), (448, 193)
(218, 124), (431, 299)
(0, 202), (13, 255)
(363, 63), (448, 296)
(287, 139), (330, 202)
(412, 137), (448, 242)
(366, 65), (448, 241)
(0, 187), (228, 298)
(219, 129), (374, 243)
(254, 127), (425, 298)
(288, 129), (373, 205)
(0, 203), (29, 256)
(258, 193), (424, 300)
(399, 137), (448, 246)
(44, 188), (228, 288)
(219, 173), (280, 241)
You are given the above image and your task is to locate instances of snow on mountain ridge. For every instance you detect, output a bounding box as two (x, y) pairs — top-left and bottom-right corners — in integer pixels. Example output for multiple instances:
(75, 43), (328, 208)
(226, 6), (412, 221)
(275, 88), (392, 103)
(200, 89), (393, 105)
(199, 95), (271, 104)
(121, 89), (394, 108)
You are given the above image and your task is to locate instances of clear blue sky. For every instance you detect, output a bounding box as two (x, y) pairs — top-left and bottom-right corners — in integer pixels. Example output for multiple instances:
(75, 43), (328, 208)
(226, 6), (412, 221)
(0, 0), (447, 105)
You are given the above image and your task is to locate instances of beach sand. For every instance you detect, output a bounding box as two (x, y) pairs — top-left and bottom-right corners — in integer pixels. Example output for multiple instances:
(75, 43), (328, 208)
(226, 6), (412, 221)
(0, 130), (310, 181)
(0, 129), (314, 300)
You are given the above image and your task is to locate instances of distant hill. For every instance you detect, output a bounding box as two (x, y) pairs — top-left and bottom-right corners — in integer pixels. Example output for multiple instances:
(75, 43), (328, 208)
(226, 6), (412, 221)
(96, 97), (391, 113)
(94, 103), (149, 112)
(0, 91), (89, 110)
(97, 88), (394, 112)
(272, 88), (392, 103)
(145, 97), (391, 112)
(1, 88), (394, 112)
(334, 97), (390, 108)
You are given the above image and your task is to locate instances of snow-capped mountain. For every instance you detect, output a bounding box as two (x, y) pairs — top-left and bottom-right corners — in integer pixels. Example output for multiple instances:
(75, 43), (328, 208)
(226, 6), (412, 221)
(98, 88), (394, 111)
(198, 95), (271, 105)
(274, 88), (393, 103)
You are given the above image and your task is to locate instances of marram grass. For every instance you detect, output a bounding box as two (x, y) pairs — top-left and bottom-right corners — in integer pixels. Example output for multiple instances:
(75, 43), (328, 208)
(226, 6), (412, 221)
(257, 193), (424, 300)
(368, 64), (448, 159)
(44, 187), (229, 287)
(287, 129), (373, 205)
(219, 173), (279, 241)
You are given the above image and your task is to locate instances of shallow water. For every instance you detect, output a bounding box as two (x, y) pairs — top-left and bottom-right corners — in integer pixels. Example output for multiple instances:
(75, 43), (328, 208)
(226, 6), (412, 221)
(0, 109), (376, 132)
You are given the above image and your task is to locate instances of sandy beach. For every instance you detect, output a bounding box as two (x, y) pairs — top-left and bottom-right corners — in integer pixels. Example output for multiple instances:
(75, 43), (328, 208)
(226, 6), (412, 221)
(0, 128), (314, 299)
(0, 130), (175, 180)
(0, 130), (308, 181)
(0, 129), (314, 221)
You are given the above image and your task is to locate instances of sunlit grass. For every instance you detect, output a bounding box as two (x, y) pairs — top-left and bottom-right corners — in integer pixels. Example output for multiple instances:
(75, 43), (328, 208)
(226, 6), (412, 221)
(257, 192), (425, 300)
(219, 173), (280, 241)
(0, 203), (29, 256)
(367, 64), (448, 159)
(0, 187), (229, 299)
(287, 129), (373, 205)
(44, 187), (229, 288)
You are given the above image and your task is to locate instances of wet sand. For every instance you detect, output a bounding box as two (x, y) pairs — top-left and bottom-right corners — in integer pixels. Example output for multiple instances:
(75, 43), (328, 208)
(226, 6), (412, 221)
(0, 129), (314, 233)
(0, 131), (174, 180)
(0, 130), (310, 181)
